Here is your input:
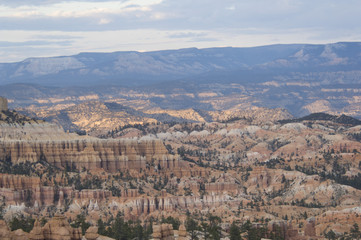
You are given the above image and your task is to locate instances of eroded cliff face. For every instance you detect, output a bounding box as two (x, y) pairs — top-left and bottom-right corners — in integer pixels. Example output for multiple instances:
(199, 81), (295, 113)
(0, 122), (77, 141)
(0, 173), (112, 206)
(0, 139), (178, 172)
(0, 114), (178, 173)
(1, 108), (361, 239)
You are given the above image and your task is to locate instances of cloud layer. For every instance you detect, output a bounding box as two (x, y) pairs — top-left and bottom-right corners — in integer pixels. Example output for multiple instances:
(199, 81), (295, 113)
(1, 0), (361, 62)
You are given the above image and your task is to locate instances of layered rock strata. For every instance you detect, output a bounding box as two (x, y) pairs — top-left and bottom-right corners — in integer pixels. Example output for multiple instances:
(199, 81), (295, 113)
(0, 173), (112, 206)
(152, 224), (174, 240)
(266, 220), (317, 240)
(0, 139), (179, 172)
(109, 194), (231, 218)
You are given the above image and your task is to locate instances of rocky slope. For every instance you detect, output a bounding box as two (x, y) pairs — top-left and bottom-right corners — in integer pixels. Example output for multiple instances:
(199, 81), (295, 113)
(1, 103), (361, 239)
(18, 100), (293, 136)
(0, 107), (179, 173)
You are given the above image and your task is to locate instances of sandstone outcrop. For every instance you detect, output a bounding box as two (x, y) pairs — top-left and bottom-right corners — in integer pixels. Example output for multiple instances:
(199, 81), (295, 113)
(151, 224), (188, 240)
(267, 221), (298, 240)
(29, 220), (44, 240)
(41, 213), (82, 240)
(152, 224), (174, 240)
(0, 138), (179, 173)
(0, 103), (360, 239)
(0, 220), (11, 240)
(84, 226), (99, 240)
(0, 123), (78, 141)
(12, 228), (29, 240)
(111, 194), (230, 218)
(0, 173), (113, 206)
(266, 220), (318, 240)
(0, 174), (52, 205)
(304, 217), (316, 237)
(177, 225), (187, 240)
(0, 215), (83, 240)
(0, 112), (180, 173)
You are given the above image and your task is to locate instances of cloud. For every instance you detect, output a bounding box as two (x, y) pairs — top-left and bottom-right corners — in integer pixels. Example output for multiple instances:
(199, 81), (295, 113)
(0, 0), (361, 62)
(168, 32), (207, 39)
(0, 0), (128, 7)
(226, 6), (236, 10)
(168, 32), (218, 43)
(0, 0), (161, 19)
(98, 18), (111, 25)
(189, 37), (218, 42)
(0, 40), (72, 47)
(31, 34), (83, 40)
(1, 0), (361, 33)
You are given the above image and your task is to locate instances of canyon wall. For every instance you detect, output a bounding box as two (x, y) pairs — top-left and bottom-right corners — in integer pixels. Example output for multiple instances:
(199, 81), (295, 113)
(0, 139), (179, 172)
(0, 173), (112, 206)
(0, 172), (234, 212)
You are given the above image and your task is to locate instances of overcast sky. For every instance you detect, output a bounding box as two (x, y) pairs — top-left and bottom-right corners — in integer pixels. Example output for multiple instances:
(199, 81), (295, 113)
(1, 0), (361, 62)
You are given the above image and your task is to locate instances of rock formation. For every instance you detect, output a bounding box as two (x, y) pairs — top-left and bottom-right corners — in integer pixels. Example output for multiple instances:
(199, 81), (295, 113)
(0, 138), (179, 173)
(0, 110), (180, 173)
(41, 213), (82, 240)
(266, 220), (318, 240)
(12, 228), (29, 240)
(29, 220), (44, 240)
(0, 220), (11, 240)
(152, 224), (187, 240)
(177, 225), (187, 240)
(304, 217), (316, 237)
(0, 97), (8, 111)
(84, 227), (99, 240)
(0, 173), (114, 206)
(0, 215), (83, 240)
(152, 224), (174, 240)
(1, 102), (361, 239)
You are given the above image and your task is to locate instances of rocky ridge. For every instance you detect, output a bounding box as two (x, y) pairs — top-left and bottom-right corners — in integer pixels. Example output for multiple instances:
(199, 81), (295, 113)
(23, 100), (293, 136)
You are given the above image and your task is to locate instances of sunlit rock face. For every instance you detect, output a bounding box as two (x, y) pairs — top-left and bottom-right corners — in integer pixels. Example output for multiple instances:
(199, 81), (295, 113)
(0, 113), (177, 173)
(0, 138), (176, 172)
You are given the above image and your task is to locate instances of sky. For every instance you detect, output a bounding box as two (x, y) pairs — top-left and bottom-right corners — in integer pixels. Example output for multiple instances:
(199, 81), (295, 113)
(0, 0), (361, 62)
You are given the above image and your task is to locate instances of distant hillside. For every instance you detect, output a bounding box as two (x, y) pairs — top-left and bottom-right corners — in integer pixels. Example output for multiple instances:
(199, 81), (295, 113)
(1, 42), (361, 87)
(0, 109), (41, 125)
(25, 100), (292, 136)
(279, 112), (361, 126)
(1, 42), (361, 119)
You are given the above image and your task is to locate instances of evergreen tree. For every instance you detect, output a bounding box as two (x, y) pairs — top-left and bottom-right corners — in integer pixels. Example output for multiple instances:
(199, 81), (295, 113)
(325, 230), (337, 240)
(186, 217), (199, 240)
(351, 223), (361, 240)
(208, 215), (222, 240)
(229, 222), (241, 240)
(9, 215), (35, 233)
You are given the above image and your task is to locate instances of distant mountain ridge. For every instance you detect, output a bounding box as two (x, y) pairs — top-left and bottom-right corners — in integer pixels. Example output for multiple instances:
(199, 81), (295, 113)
(1, 42), (361, 87)
(279, 112), (361, 126)
(1, 42), (361, 119)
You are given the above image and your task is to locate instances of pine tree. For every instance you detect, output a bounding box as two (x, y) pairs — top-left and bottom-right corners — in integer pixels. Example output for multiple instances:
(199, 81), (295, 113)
(229, 222), (241, 240)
